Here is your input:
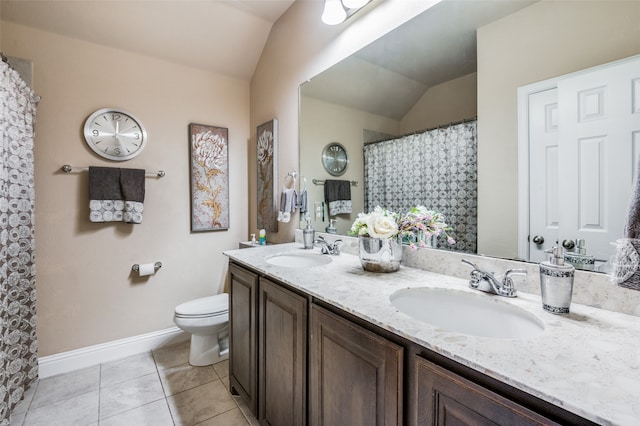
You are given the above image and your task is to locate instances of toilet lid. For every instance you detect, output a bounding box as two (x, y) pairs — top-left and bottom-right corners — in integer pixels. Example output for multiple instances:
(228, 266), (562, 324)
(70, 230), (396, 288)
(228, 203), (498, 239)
(175, 293), (229, 316)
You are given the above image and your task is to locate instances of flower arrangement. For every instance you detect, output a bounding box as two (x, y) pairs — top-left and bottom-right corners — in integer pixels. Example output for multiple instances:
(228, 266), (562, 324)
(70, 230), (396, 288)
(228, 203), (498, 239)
(398, 205), (455, 249)
(350, 206), (399, 239)
(350, 205), (455, 249)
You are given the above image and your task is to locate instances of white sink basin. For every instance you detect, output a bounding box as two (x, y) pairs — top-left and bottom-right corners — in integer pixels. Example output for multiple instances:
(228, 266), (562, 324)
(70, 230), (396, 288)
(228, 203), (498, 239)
(266, 251), (332, 268)
(390, 287), (544, 339)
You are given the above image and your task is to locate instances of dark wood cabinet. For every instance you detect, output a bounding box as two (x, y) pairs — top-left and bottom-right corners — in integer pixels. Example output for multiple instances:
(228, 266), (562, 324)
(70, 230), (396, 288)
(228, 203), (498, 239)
(309, 304), (403, 426)
(259, 278), (307, 426)
(229, 263), (259, 416)
(414, 356), (559, 426)
(228, 261), (589, 426)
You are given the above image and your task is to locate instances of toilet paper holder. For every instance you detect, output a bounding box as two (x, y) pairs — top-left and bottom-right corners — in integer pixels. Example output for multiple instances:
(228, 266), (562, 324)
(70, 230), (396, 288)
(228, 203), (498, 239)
(132, 262), (162, 273)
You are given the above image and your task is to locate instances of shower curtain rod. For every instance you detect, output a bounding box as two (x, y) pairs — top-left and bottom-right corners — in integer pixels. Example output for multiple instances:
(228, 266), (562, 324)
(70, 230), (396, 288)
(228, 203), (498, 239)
(364, 116), (477, 146)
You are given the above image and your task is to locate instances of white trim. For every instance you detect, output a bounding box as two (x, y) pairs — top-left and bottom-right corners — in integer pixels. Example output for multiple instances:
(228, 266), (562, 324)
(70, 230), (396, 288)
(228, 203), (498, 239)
(38, 326), (189, 378)
(517, 78), (558, 260)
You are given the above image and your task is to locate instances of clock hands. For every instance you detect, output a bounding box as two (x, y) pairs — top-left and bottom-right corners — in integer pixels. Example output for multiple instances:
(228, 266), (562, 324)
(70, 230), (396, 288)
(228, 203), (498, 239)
(113, 120), (126, 154)
(84, 108), (147, 161)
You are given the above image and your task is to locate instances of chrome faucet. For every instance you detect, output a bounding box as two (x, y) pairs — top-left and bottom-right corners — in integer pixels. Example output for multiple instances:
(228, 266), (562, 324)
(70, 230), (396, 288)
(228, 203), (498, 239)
(314, 236), (342, 255)
(461, 259), (527, 298)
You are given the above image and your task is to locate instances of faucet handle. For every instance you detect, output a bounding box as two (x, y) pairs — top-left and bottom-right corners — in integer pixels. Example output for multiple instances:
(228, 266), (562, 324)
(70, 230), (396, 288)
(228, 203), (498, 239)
(331, 239), (342, 255)
(504, 269), (527, 279)
(500, 269), (527, 297)
(461, 258), (479, 270)
(462, 259), (484, 288)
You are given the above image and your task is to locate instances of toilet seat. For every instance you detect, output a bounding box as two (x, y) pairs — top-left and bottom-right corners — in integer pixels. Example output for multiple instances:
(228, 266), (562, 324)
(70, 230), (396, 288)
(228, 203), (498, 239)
(175, 293), (228, 318)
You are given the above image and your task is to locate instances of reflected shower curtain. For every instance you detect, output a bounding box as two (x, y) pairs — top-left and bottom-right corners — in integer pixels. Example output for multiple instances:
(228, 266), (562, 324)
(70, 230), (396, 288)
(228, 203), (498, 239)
(0, 60), (39, 424)
(364, 121), (477, 253)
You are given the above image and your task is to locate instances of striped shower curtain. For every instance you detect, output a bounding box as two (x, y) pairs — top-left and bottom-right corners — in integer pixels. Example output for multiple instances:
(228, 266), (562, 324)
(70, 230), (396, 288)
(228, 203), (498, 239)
(0, 60), (39, 424)
(363, 121), (478, 253)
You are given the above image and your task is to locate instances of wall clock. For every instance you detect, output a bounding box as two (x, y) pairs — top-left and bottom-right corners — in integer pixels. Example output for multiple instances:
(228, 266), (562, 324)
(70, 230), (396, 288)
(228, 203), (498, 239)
(83, 107), (147, 161)
(321, 142), (349, 176)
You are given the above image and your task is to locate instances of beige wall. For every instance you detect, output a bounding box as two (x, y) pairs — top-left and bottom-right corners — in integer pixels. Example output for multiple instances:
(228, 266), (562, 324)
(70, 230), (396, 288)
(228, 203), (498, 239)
(250, 0), (439, 243)
(2, 22), (249, 356)
(300, 96), (400, 234)
(400, 72), (477, 133)
(477, 0), (640, 258)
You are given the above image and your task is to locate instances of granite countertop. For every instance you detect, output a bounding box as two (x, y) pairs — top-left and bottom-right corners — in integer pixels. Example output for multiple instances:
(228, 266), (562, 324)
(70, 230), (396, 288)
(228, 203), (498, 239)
(224, 243), (640, 426)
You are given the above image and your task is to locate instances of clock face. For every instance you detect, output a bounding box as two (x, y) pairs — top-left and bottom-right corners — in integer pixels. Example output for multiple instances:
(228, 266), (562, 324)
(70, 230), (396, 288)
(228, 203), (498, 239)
(83, 108), (147, 161)
(322, 142), (349, 176)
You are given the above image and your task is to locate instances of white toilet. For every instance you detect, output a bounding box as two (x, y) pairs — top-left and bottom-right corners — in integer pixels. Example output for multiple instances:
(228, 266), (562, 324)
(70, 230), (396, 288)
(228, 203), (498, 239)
(173, 293), (229, 366)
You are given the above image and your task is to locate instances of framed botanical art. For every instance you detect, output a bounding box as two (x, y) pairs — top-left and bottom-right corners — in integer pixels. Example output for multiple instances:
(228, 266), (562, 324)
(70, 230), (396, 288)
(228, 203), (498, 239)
(257, 118), (278, 232)
(189, 123), (229, 232)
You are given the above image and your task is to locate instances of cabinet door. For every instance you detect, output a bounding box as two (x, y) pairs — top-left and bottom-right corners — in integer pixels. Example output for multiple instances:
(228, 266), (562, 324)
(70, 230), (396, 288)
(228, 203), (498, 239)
(229, 263), (259, 416)
(309, 304), (403, 426)
(259, 278), (307, 426)
(414, 356), (559, 426)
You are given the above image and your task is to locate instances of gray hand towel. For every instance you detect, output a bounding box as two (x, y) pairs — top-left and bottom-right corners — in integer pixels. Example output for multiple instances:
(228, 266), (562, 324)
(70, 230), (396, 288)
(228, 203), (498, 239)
(297, 189), (308, 214)
(89, 167), (123, 223)
(324, 180), (352, 216)
(120, 168), (145, 224)
(625, 173), (640, 239)
(89, 167), (145, 224)
(277, 188), (296, 223)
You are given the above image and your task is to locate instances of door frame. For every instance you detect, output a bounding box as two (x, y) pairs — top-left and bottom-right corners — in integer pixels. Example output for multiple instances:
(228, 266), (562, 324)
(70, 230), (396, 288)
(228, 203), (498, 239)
(517, 78), (558, 261)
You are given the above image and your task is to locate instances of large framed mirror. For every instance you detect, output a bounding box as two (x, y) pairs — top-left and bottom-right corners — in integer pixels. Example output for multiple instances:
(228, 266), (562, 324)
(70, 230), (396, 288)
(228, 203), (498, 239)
(299, 0), (640, 272)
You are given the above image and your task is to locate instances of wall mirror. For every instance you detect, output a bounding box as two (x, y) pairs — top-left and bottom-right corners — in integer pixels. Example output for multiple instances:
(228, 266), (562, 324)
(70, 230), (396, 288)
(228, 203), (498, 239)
(299, 0), (640, 273)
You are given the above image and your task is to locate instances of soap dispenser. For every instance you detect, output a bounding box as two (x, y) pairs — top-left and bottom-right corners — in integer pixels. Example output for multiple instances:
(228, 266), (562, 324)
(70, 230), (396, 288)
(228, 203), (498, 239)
(325, 219), (337, 234)
(539, 246), (575, 314)
(303, 217), (315, 249)
(564, 239), (595, 271)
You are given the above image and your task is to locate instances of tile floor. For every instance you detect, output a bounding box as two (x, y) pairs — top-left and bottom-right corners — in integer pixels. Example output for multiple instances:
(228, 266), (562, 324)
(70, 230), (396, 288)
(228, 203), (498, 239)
(10, 342), (259, 426)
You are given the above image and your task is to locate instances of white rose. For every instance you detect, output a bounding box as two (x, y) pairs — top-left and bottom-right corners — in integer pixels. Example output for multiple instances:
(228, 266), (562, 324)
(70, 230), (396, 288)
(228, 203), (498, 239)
(366, 212), (398, 239)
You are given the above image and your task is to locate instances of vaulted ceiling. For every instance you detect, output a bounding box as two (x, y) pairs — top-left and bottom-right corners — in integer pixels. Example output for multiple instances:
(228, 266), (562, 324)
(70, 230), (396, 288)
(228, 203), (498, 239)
(1, 0), (296, 80)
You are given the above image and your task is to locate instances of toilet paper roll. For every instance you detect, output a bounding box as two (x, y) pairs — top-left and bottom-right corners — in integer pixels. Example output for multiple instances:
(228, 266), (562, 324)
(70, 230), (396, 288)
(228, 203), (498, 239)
(138, 263), (156, 276)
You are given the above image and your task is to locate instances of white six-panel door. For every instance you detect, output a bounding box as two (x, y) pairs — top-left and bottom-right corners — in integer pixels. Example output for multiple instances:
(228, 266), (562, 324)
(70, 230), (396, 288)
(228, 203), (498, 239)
(557, 58), (640, 262)
(525, 55), (640, 264)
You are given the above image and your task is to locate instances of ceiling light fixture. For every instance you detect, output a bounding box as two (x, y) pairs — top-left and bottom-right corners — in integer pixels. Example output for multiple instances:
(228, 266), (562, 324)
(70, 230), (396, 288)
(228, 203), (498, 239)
(322, 0), (372, 26)
(322, 0), (347, 25)
(342, 0), (370, 9)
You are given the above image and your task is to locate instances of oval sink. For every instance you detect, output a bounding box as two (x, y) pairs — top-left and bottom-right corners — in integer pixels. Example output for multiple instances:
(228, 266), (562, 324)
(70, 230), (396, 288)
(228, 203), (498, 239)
(390, 287), (544, 339)
(266, 251), (332, 268)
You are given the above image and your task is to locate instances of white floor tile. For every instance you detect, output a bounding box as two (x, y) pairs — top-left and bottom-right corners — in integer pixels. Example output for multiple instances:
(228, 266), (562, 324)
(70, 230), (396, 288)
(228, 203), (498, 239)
(99, 372), (165, 419)
(100, 352), (157, 388)
(99, 399), (174, 426)
(30, 366), (99, 409)
(23, 390), (99, 426)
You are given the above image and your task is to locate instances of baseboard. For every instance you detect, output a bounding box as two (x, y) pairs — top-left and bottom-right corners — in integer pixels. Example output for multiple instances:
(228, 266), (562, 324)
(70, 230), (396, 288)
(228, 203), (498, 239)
(38, 326), (189, 378)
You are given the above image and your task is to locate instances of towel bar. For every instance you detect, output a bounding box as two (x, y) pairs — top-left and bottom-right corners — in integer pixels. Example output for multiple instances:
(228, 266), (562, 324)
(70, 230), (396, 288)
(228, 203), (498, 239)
(312, 178), (357, 187)
(61, 165), (165, 178)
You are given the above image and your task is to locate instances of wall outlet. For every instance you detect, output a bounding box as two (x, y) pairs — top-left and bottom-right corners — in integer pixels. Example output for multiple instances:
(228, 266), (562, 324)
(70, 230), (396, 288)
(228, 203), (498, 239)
(314, 202), (323, 221)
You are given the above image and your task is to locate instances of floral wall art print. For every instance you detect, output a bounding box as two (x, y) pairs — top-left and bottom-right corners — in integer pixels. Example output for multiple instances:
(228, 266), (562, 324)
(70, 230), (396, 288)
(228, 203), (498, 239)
(257, 119), (278, 232)
(189, 123), (229, 232)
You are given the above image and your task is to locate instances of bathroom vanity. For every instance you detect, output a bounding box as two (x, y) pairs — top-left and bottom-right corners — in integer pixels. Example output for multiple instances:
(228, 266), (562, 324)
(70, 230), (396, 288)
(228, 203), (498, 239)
(225, 243), (640, 425)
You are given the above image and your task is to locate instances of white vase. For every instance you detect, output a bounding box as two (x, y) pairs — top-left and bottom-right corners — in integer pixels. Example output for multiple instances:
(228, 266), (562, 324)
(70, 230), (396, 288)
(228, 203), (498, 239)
(358, 236), (403, 273)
